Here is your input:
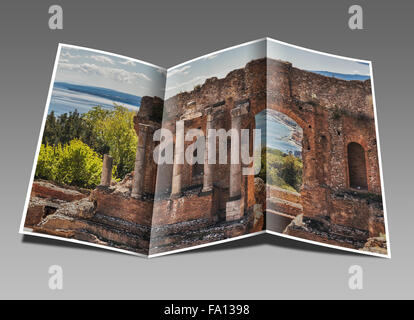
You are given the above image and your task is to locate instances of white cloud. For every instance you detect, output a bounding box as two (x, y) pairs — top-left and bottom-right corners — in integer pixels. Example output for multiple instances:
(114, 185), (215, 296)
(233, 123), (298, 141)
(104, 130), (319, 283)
(120, 60), (136, 67)
(352, 68), (370, 76)
(202, 54), (218, 60)
(166, 75), (206, 95)
(90, 55), (115, 65)
(59, 62), (152, 83)
(168, 65), (191, 77)
(61, 52), (81, 59)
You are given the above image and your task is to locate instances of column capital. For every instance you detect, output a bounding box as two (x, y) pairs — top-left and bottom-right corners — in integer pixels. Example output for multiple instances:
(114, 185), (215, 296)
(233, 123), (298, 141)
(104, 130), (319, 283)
(138, 123), (152, 134)
(204, 107), (214, 122)
(204, 106), (213, 115)
(230, 106), (242, 118)
(231, 99), (250, 118)
(235, 98), (250, 111)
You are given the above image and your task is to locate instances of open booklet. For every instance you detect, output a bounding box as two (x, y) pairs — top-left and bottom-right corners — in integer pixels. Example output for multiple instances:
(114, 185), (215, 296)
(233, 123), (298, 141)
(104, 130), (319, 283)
(20, 38), (390, 258)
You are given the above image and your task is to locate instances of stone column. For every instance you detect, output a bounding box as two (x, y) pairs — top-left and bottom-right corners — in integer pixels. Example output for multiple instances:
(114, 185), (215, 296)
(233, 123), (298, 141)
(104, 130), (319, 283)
(100, 154), (113, 186)
(226, 106), (244, 221)
(171, 121), (184, 197)
(131, 124), (149, 198)
(229, 107), (242, 199)
(202, 108), (214, 193)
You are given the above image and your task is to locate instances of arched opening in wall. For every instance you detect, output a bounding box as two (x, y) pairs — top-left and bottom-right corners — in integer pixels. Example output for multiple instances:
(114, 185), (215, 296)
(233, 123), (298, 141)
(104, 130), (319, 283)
(347, 142), (368, 190)
(255, 109), (304, 232)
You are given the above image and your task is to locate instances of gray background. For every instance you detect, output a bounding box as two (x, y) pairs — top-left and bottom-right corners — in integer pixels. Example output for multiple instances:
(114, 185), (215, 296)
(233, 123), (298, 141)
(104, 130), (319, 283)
(0, 0), (412, 299)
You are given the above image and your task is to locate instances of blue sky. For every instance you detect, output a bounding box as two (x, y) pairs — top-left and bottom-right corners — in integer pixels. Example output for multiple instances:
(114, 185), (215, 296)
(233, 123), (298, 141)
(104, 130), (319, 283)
(165, 38), (371, 99)
(55, 41), (372, 101)
(55, 46), (166, 98)
(267, 39), (371, 76)
(165, 40), (265, 98)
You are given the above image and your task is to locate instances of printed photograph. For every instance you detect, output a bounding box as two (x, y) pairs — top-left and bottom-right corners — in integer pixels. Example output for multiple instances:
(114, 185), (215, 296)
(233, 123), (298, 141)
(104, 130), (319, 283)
(149, 40), (267, 255)
(265, 39), (388, 256)
(21, 39), (389, 257)
(21, 45), (166, 255)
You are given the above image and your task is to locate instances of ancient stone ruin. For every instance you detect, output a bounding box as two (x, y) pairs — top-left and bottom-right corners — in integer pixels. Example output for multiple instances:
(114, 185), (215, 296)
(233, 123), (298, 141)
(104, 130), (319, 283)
(25, 57), (386, 255)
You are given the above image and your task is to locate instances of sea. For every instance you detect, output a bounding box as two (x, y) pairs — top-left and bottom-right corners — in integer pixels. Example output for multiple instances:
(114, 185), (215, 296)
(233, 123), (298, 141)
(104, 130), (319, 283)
(255, 111), (302, 156)
(48, 82), (141, 116)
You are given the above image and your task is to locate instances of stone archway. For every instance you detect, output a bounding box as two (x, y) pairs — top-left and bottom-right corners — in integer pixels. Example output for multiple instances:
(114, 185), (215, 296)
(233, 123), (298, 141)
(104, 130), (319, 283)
(251, 100), (312, 192)
(252, 106), (305, 231)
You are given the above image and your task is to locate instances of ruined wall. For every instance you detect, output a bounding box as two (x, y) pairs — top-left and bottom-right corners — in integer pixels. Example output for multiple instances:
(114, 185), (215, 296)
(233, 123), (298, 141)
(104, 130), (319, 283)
(148, 57), (382, 233)
(91, 186), (154, 227)
(152, 191), (216, 227)
(150, 58), (266, 225)
(25, 180), (89, 227)
(266, 58), (382, 232)
(133, 96), (163, 196)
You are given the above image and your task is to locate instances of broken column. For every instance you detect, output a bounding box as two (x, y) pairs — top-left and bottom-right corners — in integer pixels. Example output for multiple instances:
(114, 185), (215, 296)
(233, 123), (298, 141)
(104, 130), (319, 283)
(131, 124), (149, 198)
(202, 107), (214, 193)
(100, 154), (113, 187)
(171, 120), (184, 197)
(229, 107), (242, 199)
(226, 106), (244, 221)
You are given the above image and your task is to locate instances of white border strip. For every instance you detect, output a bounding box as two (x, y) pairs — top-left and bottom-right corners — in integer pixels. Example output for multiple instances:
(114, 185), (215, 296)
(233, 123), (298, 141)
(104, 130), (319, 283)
(61, 43), (167, 71)
(369, 61), (392, 258)
(19, 44), (62, 236)
(20, 228), (147, 257)
(168, 36), (371, 73)
(148, 231), (266, 258)
(266, 37), (371, 63)
(167, 38), (267, 72)
(265, 229), (389, 259)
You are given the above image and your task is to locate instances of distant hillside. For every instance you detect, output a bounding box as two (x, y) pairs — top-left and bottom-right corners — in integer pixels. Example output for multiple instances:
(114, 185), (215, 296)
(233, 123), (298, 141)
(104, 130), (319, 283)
(309, 71), (370, 81)
(54, 82), (142, 107)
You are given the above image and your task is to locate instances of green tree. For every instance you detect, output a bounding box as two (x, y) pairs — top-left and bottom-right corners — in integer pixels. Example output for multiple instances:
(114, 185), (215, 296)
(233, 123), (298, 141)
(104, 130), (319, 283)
(83, 105), (137, 179)
(256, 146), (303, 192)
(280, 154), (303, 192)
(42, 109), (94, 147)
(82, 106), (111, 155)
(35, 139), (113, 189)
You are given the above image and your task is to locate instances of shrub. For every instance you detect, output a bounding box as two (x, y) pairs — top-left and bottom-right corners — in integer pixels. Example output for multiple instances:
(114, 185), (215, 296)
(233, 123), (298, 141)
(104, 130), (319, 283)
(256, 146), (303, 192)
(36, 144), (58, 181)
(35, 139), (114, 189)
